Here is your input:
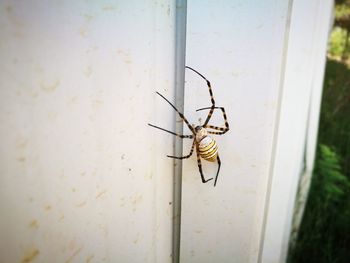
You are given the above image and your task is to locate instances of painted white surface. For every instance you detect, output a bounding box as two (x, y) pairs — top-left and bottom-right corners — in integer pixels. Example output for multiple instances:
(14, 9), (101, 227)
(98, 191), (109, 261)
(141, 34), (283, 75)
(0, 1), (175, 262)
(181, 1), (292, 262)
(290, 0), (334, 248)
(181, 1), (333, 262)
(260, 1), (333, 262)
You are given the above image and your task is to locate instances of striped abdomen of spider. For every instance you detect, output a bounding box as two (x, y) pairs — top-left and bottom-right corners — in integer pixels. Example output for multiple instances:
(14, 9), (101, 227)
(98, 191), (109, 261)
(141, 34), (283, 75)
(195, 126), (218, 162)
(148, 66), (229, 187)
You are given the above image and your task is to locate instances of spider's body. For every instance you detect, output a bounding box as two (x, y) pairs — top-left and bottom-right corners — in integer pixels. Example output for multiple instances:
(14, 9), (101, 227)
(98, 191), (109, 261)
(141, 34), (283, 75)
(148, 66), (229, 186)
(195, 127), (218, 162)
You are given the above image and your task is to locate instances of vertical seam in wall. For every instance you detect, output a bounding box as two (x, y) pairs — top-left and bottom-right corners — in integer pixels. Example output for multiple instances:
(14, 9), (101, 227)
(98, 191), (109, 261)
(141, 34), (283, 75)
(257, 0), (294, 262)
(289, 0), (334, 253)
(173, 1), (187, 263)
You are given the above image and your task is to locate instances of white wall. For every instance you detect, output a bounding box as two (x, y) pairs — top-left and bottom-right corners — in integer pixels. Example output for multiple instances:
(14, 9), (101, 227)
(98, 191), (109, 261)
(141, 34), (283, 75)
(0, 1), (175, 262)
(181, 0), (333, 263)
(181, 1), (291, 262)
(290, 0), (334, 249)
(260, 0), (333, 262)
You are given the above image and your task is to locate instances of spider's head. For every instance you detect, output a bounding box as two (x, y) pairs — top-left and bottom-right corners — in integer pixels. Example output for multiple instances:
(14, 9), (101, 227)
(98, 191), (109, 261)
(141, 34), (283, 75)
(194, 125), (202, 132)
(195, 126), (208, 141)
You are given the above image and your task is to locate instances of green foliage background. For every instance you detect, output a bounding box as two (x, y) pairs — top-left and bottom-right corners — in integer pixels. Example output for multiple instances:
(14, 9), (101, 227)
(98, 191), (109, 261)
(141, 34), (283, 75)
(288, 1), (350, 262)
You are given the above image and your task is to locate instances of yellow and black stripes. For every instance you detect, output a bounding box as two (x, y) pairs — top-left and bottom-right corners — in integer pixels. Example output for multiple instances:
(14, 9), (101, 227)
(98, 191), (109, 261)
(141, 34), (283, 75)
(198, 137), (218, 162)
(195, 142), (221, 186)
(197, 106), (229, 135)
(195, 143), (213, 184)
(148, 66), (229, 187)
(208, 131), (226, 135)
(186, 66), (216, 126)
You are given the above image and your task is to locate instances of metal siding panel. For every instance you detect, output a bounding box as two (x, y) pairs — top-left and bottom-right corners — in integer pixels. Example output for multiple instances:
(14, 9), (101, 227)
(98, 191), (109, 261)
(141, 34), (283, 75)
(181, 1), (291, 262)
(260, 0), (334, 262)
(0, 1), (175, 262)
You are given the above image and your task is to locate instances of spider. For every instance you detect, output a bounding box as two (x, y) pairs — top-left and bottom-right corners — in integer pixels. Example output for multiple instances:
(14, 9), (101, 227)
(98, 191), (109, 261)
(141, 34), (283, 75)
(148, 66), (229, 186)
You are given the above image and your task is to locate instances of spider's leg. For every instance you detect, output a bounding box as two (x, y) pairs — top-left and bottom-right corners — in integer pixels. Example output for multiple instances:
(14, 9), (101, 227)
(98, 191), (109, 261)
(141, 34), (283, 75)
(195, 144), (213, 183)
(196, 106), (229, 135)
(208, 131), (228, 135)
(155, 92), (195, 134)
(148, 124), (193, 139)
(214, 154), (221, 187)
(186, 66), (215, 126)
(167, 140), (195, 159)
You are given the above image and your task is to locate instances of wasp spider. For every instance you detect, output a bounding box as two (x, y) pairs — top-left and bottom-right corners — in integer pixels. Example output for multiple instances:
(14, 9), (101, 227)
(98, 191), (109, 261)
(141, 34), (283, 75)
(148, 66), (229, 186)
